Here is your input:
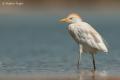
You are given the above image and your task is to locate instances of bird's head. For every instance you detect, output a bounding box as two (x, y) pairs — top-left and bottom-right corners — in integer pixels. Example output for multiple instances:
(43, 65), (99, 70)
(60, 13), (82, 23)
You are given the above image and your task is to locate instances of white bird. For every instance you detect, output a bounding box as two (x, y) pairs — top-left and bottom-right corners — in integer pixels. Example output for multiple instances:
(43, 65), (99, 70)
(60, 13), (108, 71)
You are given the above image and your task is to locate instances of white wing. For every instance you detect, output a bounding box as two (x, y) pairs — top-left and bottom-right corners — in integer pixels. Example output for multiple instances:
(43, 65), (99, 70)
(68, 22), (108, 52)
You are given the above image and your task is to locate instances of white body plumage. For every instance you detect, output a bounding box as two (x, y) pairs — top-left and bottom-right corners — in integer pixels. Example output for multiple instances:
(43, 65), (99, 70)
(68, 22), (108, 53)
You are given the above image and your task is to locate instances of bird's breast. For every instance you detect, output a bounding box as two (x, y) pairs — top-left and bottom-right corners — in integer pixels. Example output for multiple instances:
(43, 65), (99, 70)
(68, 24), (84, 43)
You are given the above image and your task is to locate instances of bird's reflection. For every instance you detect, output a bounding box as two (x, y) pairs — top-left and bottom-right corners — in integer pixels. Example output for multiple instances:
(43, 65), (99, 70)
(78, 70), (108, 80)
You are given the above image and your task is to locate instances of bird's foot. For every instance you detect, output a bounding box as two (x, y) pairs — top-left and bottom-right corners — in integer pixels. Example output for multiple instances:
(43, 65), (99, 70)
(91, 68), (96, 73)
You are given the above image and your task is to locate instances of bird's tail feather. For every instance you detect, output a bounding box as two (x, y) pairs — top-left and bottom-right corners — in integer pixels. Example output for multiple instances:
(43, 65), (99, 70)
(99, 37), (109, 53)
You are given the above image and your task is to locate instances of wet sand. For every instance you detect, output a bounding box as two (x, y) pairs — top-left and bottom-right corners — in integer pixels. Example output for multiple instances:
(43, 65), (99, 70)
(0, 70), (120, 80)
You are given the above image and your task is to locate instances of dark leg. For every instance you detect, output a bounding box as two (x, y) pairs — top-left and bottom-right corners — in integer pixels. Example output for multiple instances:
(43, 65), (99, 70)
(91, 54), (96, 71)
(77, 51), (80, 70)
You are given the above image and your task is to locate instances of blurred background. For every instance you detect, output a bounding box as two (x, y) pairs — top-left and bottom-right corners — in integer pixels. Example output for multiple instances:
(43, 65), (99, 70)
(0, 0), (119, 74)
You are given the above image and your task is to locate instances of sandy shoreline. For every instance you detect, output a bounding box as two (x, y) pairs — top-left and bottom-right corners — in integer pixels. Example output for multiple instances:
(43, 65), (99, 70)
(0, 71), (120, 80)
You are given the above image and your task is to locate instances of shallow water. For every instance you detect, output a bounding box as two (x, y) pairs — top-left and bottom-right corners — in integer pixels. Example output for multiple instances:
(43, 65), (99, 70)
(0, 11), (120, 75)
(0, 70), (120, 80)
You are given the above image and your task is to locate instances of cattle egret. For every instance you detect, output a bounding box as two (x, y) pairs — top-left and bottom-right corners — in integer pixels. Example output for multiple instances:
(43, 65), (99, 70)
(60, 13), (108, 71)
